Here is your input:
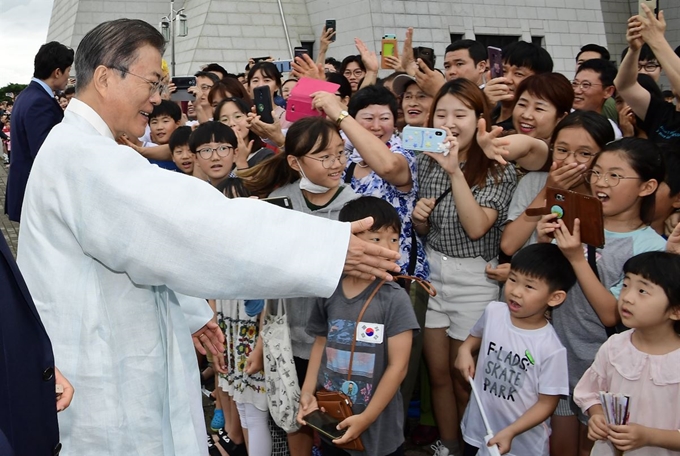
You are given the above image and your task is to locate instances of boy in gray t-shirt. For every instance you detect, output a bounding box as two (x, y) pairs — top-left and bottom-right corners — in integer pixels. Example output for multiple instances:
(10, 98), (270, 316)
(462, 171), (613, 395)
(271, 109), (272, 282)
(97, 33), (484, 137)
(297, 197), (420, 456)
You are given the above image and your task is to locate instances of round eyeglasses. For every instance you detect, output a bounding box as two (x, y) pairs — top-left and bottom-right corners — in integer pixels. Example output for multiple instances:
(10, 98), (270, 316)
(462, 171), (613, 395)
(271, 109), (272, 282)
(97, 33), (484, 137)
(584, 169), (640, 187)
(112, 67), (168, 97)
(571, 80), (604, 91)
(304, 153), (348, 169)
(197, 145), (234, 160)
(552, 148), (597, 164)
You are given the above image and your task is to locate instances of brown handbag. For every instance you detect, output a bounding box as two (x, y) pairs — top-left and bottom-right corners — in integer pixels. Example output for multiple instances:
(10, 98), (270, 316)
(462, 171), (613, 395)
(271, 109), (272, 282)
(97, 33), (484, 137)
(314, 275), (436, 452)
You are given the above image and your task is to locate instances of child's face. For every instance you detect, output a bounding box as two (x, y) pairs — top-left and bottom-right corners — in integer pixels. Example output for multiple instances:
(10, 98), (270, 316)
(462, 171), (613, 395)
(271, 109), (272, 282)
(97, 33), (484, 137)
(504, 270), (562, 325)
(217, 102), (249, 140)
(512, 91), (562, 140)
(355, 226), (401, 258)
(619, 272), (677, 330)
(172, 144), (194, 174)
(551, 127), (599, 187)
(290, 133), (346, 190)
(432, 94), (477, 153)
(195, 141), (235, 183)
(149, 115), (179, 145)
(590, 152), (655, 218)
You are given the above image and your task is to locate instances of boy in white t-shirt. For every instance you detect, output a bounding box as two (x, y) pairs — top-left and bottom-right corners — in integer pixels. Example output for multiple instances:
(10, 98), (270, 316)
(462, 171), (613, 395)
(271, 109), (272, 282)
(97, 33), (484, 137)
(455, 243), (577, 456)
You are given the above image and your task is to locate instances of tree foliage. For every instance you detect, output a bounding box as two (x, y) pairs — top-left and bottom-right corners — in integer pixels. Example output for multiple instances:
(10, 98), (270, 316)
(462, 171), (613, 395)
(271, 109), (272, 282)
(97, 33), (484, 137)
(0, 83), (28, 103)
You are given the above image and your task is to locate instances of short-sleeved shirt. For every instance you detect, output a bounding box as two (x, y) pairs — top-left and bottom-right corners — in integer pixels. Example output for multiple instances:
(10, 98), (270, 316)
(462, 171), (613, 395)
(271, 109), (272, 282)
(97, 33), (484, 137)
(552, 226), (666, 391)
(504, 172), (549, 249)
(306, 279), (420, 456)
(417, 154), (517, 260)
(344, 134), (429, 280)
(639, 95), (680, 147)
(461, 301), (568, 456)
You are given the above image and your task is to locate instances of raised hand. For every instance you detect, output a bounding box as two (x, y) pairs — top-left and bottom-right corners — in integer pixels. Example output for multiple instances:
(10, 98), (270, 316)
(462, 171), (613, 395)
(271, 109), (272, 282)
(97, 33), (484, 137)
(476, 118), (510, 165)
(355, 38), (379, 73)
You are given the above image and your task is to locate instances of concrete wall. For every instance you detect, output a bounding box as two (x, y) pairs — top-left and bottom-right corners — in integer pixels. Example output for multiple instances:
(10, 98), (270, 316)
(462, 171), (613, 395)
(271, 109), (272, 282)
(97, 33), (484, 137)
(46, 0), (679, 83)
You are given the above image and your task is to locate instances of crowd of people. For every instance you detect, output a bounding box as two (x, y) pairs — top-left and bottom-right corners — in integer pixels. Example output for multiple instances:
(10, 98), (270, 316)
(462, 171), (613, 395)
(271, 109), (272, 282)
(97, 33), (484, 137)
(2, 4), (680, 456)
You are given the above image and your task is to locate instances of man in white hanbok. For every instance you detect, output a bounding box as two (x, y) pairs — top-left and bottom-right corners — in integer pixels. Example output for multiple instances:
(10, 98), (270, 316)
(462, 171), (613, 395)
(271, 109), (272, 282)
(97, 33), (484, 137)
(16, 19), (399, 456)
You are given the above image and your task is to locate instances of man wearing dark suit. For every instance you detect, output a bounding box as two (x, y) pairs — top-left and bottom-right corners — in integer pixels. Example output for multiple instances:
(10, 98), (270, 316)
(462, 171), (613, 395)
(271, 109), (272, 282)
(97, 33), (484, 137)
(5, 41), (73, 222)
(0, 233), (74, 456)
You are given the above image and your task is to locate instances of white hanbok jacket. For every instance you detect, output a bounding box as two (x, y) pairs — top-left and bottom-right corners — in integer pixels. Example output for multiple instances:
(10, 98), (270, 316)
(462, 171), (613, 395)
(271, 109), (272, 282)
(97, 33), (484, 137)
(16, 98), (350, 456)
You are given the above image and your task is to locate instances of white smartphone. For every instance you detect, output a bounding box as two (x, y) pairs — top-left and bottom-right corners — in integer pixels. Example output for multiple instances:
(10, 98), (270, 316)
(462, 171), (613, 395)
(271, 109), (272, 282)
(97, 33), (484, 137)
(402, 126), (449, 153)
(639, 0), (657, 17)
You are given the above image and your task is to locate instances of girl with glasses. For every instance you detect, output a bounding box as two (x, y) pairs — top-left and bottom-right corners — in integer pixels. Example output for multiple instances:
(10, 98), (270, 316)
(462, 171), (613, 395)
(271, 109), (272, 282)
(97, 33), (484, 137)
(537, 137), (667, 456)
(501, 111), (615, 259)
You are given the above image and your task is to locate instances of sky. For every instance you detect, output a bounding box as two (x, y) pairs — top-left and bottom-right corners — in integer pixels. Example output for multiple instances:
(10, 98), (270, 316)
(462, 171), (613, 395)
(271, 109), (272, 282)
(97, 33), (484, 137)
(0, 0), (54, 87)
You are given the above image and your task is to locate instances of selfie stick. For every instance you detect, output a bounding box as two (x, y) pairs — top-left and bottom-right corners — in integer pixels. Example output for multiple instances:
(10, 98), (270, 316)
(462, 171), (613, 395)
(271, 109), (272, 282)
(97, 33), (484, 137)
(468, 376), (502, 456)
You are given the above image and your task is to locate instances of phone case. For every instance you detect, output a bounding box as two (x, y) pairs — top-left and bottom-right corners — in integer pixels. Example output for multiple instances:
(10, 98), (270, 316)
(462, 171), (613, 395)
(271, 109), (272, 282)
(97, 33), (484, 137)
(525, 187), (605, 248)
(488, 46), (503, 79)
(639, 0), (657, 17)
(402, 126), (449, 153)
(325, 20), (336, 42)
(262, 196), (293, 210)
(286, 77), (340, 122)
(274, 60), (293, 73)
(381, 37), (398, 69)
(253, 86), (274, 124)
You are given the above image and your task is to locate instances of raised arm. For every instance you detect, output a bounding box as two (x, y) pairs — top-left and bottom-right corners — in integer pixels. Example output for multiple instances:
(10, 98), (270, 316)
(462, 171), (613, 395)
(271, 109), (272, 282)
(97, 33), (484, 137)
(477, 119), (548, 170)
(639, 6), (680, 97)
(614, 17), (651, 120)
(312, 91), (412, 188)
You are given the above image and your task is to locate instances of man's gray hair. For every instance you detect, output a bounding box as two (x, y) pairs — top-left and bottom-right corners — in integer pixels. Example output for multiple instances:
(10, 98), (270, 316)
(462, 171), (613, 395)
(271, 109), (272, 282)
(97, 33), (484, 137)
(75, 19), (166, 92)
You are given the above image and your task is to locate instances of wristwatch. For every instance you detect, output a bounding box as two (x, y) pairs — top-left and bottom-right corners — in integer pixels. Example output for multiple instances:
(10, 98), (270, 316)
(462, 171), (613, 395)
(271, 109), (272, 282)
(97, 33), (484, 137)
(336, 110), (349, 127)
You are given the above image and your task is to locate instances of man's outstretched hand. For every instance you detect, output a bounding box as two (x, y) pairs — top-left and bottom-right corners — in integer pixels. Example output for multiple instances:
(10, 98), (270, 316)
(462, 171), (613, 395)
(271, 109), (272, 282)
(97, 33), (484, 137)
(344, 217), (401, 281)
(192, 321), (227, 374)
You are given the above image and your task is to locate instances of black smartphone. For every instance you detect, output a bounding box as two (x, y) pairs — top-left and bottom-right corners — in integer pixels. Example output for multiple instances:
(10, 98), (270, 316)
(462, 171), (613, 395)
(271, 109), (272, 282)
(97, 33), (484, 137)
(252, 56), (269, 63)
(294, 47), (310, 59)
(304, 410), (346, 441)
(325, 19), (336, 42)
(487, 46), (503, 79)
(262, 196), (293, 209)
(253, 86), (274, 124)
(171, 76), (196, 102)
(414, 47), (435, 70)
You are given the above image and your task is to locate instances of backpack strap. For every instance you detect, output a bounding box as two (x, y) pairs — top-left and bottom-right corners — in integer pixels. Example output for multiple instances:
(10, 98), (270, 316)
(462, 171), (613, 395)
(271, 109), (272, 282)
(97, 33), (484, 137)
(344, 162), (357, 184)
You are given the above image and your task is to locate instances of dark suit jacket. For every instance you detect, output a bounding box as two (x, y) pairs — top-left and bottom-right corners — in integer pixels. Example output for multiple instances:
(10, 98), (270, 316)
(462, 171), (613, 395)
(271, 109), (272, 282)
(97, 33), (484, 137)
(5, 80), (63, 222)
(0, 235), (61, 456)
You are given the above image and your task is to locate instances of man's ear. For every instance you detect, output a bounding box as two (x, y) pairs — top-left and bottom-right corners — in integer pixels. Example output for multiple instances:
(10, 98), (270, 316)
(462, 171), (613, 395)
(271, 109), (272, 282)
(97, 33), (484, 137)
(476, 60), (487, 74)
(639, 178), (659, 198)
(603, 85), (616, 100)
(287, 154), (300, 172)
(92, 65), (111, 97)
(547, 290), (567, 308)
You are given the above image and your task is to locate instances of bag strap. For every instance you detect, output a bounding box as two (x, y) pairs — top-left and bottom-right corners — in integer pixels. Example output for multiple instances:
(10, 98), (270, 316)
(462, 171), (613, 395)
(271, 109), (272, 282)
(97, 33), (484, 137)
(405, 227), (419, 276)
(344, 162), (357, 184)
(434, 187), (452, 206)
(347, 279), (386, 381)
(346, 276), (436, 381)
(392, 274), (437, 297)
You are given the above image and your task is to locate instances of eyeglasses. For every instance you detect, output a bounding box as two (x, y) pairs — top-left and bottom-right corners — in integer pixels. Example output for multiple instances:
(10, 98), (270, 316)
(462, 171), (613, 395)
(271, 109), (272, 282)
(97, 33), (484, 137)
(584, 169), (640, 187)
(638, 63), (660, 72)
(199, 84), (213, 92)
(552, 148), (598, 164)
(343, 69), (365, 78)
(304, 152), (348, 169)
(196, 145), (234, 159)
(571, 80), (604, 91)
(112, 67), (168, 97)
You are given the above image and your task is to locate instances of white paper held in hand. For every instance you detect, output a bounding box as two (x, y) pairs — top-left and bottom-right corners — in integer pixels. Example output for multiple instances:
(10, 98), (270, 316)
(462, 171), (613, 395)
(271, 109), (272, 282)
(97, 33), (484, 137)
(468, 376), (502, 456)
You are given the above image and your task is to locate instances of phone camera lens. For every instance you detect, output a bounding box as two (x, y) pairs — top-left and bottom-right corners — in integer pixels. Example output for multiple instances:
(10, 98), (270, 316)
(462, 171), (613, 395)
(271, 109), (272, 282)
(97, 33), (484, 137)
(555, 194), (565, 202)
(435, 131), (442, 136)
